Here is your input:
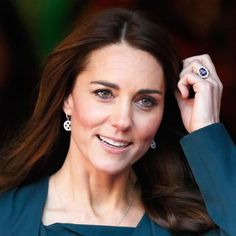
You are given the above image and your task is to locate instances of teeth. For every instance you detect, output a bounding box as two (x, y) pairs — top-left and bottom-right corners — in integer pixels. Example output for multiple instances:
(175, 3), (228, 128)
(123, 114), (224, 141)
(98, 135), (130, 148)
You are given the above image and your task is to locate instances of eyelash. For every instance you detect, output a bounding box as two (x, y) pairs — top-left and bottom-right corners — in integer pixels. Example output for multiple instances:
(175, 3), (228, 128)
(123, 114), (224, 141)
(93, 89), (113, 99)
(93, 89), (157, 109)
(136, 96), (157, 109)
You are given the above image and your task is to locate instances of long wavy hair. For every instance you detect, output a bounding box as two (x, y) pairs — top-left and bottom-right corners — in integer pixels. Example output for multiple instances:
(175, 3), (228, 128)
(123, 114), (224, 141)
(0, 8), (215, 234)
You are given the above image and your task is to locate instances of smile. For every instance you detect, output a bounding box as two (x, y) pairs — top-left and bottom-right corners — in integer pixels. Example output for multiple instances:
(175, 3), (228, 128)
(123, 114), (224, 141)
(97, 135), (131, 148)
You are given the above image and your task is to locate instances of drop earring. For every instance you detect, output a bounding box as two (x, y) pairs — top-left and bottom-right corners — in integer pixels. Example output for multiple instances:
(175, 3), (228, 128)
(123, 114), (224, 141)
(150, 140), (156, 149)
(63, 114), (71, 131)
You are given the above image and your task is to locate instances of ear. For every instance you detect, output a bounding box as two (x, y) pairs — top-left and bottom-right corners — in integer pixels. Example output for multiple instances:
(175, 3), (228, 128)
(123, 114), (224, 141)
(63, 94), (73, 115)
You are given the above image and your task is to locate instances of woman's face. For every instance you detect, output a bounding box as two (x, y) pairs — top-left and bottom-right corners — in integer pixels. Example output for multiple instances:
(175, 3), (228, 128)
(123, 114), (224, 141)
(64, 43), (165, 174)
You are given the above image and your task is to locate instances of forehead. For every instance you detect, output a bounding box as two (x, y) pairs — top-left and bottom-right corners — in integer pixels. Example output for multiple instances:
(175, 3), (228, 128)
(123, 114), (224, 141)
(86, 43), (163, 75)
(75, 43), (165, 90)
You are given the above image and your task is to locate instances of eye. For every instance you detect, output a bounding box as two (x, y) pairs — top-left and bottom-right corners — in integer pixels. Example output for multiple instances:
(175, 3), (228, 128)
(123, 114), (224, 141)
(94, 89), (113, 99)
(136, 96), (157, 109)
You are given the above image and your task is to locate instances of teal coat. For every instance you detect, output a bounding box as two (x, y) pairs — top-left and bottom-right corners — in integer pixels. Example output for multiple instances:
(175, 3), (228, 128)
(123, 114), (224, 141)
(0, 123), (235, 235)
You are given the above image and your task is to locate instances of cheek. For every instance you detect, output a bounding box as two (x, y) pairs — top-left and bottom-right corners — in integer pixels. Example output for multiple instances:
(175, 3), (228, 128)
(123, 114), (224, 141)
(135, 110), (164, 142)
(71, 99), (108, 129)
(141, 119), (161, 141)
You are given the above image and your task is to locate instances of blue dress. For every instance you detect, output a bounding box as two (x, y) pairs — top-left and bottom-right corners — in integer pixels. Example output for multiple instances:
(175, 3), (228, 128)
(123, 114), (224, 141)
(0, 123), (235, 235)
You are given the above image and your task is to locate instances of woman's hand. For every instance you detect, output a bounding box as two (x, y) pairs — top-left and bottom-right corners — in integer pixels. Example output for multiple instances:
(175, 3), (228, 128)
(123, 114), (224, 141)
(175, 54), (223, 133)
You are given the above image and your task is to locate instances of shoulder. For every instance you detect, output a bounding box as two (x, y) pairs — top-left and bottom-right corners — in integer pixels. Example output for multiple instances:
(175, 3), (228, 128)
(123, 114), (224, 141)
(0, 177), (48, 233)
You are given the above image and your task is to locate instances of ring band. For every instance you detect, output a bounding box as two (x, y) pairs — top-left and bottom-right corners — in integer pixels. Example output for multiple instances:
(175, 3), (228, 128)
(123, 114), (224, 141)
(197, 66), (209, 79)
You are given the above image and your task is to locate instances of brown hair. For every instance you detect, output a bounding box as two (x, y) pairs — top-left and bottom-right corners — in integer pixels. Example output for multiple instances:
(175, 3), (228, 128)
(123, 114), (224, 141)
(0, 8), (215, 233)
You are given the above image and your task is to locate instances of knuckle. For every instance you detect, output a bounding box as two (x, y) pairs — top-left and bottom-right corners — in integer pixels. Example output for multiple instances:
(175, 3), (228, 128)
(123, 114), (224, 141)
(211, 80), (218, 87)
(203, 81), (212, 91)
(202, 53), (211, 60)
(219, 81), (223, 89)
(191, 60), (201, 67)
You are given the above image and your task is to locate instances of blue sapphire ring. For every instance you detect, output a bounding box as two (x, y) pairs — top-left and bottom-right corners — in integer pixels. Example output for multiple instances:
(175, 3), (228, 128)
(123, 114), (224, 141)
(197, 66), (210, 79)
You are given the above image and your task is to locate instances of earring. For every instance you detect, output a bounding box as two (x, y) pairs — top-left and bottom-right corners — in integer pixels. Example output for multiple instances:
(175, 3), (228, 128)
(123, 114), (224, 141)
(63, 114), (71, 131)
(150, 140), (156, 149)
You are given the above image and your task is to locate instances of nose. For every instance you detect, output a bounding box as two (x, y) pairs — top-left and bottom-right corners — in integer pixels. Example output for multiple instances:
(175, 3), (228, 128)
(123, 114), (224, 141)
(110, 99), (132, 132)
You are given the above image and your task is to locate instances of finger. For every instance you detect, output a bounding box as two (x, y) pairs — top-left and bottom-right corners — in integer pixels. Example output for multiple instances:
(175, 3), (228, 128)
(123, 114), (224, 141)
(183, 54), (212, 68)
(178, 72), (205, 98)
(183, 54), (220, 81)
(180, 60), (210, 78)
(182, 59), (223, 101)
(182, 59), (223, 106)
(174, 90), (186, 109)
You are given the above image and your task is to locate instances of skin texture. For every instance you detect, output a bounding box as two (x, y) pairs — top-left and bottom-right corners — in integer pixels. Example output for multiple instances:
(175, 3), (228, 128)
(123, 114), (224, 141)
(43, 43), (165, 226)
(176, 54), (222, 133)
(43, 44), (222, 227)
(64, 43), (165, 175)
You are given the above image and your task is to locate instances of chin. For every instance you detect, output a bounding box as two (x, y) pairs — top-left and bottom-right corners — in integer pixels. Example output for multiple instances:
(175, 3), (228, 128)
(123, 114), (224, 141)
(93, 161), (131, 176)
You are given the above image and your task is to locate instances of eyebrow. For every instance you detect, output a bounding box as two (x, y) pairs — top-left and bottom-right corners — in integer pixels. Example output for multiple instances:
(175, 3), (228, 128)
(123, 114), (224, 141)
(90, 81), (119, 89)
(138, 89), (163, 95)
(90, 80), (163, 95)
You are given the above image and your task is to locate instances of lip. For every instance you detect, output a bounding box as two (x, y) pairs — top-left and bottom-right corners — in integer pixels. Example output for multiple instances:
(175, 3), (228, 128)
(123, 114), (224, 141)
(96, 134), (132, 154)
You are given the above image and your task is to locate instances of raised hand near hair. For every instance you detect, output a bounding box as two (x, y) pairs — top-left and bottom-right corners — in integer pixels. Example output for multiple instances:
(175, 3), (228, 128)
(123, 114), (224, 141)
(175, 54), (223, 133)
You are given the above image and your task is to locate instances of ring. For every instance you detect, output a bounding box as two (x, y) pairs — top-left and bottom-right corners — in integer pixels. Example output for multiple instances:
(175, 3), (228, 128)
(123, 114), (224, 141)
(197, 66), (210, 79)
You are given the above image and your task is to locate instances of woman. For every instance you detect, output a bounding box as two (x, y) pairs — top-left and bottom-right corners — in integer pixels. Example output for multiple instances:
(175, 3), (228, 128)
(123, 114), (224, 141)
(0, 8), (235, 236)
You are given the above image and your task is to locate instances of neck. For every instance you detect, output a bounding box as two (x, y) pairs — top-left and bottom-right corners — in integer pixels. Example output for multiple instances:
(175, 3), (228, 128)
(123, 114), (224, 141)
(50, 153), (140, 225)
(56, 163), (135, 207)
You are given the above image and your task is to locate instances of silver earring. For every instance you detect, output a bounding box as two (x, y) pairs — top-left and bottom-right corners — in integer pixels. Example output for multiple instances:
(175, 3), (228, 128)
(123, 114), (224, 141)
(63, 114), (71, 131)
(150, 140), (156, 149)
